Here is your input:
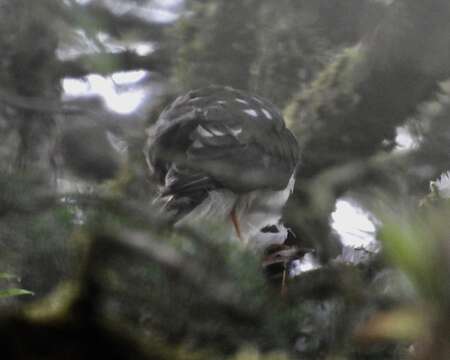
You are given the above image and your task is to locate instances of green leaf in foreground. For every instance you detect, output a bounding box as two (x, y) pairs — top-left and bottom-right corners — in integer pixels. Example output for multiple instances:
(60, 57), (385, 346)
(0, 288), (34, 298)
(0, 273), (18, 281)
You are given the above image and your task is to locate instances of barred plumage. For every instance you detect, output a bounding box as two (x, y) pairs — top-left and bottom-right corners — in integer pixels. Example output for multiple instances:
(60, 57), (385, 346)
(145, 85), (299, 248)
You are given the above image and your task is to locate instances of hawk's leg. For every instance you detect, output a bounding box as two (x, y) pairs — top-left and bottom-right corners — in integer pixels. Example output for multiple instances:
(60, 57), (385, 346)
(230, 207), (242, 241)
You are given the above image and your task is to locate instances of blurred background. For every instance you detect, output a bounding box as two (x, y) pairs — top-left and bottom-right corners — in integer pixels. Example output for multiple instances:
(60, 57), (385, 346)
(0, 0), (449, 359)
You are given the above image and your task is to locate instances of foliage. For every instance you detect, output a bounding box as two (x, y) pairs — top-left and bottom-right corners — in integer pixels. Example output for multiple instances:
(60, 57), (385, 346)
(173, 0), (260, 91)
(0, 273), (33, 299)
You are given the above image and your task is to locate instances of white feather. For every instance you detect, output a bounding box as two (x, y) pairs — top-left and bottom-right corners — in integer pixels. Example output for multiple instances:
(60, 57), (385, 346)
(235, 98), (249, 105)
(243, 109), (258, 117)
(234, 174), (295, 245)
(196, 125), (214, 138)
(174, 175), (295, 249)
(192, 139), (203, 148)
(431, 171), (450, 198)
(229, 127), (242, 136)
(261, 108), (273, 120)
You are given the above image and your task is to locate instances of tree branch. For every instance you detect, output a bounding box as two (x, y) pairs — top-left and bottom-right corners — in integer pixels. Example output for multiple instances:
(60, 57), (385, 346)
(287, 0), (450, 180)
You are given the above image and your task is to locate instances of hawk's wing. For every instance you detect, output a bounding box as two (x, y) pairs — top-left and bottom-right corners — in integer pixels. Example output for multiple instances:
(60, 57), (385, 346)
(146, 86), (299, 217)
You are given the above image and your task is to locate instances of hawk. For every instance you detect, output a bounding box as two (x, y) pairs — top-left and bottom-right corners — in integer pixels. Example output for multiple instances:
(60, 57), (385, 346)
(145, 86), (299, 249)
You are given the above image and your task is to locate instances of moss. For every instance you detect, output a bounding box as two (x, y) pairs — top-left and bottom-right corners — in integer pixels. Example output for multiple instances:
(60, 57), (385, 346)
(285, 45), (367, 136)
(24, 281), (80, 323)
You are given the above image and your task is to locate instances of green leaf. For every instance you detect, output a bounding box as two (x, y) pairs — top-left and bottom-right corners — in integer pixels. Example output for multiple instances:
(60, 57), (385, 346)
(0, 288), (34, 298)
(0, 273), (18, 281)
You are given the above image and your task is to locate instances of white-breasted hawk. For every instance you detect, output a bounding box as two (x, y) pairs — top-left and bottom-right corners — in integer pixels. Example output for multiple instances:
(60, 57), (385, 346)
(145, 85), (299, 249)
